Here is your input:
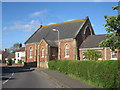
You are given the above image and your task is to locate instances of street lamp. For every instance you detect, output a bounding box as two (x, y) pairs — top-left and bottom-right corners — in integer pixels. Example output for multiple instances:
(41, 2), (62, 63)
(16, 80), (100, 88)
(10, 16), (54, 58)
(52, 29), (60, 60)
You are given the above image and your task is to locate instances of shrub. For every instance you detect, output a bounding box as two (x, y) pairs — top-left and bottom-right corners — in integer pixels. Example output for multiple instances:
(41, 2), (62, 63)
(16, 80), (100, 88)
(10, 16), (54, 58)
(18, 60), (22, 64)
(48, 60), (119, 88)
(84, 49), (101, 60)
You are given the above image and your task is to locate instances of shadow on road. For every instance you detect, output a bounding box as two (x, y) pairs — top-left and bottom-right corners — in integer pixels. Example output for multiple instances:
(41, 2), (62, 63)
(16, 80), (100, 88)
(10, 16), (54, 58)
(1, 66), (35, 82)
(2, 66), (35, 74)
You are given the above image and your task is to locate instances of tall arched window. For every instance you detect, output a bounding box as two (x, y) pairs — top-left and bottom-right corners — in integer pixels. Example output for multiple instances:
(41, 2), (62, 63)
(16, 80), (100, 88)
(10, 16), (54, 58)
(65, 44), (70, 57)
(41, 48), (44, 57)
(29, 47), (33, 58)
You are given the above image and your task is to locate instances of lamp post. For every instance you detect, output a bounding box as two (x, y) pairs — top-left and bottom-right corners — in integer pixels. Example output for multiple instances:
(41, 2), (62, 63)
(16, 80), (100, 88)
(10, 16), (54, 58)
(53, 29), (60, 60)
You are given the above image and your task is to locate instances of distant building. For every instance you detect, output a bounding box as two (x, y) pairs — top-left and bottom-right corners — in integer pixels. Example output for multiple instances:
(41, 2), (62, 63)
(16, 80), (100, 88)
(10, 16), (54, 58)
(0, 49), (9, 63)
(15, 47), (25, 64)
(5, 53), (15, 63)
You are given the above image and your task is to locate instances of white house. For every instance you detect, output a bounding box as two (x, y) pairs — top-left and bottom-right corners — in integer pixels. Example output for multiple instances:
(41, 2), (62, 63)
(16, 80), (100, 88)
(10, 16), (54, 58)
(0, 50), (2, 62)
(15, 47), (25, 64)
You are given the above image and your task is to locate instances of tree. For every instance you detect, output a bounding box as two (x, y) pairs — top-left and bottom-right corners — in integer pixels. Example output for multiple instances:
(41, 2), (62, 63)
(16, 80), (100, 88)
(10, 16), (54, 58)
(99, 6), (120, 51)
(84, 49), (101, 60)
(9, 43), (22, 53)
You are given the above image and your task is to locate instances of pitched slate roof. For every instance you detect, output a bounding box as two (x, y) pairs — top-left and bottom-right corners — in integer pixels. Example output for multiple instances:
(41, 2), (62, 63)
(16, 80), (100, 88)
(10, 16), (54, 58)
(46, 40), (58, 47)
(25, 18), (86, 44)
(80, 34), (119, 48)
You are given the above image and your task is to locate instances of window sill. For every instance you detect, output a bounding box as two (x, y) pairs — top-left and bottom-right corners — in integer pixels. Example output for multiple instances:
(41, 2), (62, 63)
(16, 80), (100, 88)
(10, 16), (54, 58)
(65, 56), (69, 58)
(111, 58), (117, 60)
(29, 57), (32, 59)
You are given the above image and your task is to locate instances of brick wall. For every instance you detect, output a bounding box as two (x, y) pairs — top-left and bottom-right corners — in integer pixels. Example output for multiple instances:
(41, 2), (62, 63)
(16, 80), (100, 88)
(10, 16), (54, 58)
(79, 48), (119, 60)
(49, 47), (58, 60)
(39, 40), (47, 62)
(25, 43), (36, 62)
(60, 39), (75, 60)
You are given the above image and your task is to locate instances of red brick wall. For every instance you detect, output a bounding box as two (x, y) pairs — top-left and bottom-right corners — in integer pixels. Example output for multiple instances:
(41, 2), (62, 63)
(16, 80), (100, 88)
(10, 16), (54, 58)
(79, 48), (119, 60)
(80, 49), (104, 60)
(117, 49), (120, 60)
(25, 43), (36, 62)
(50, 47), (58, 60)
(60, 40), (75, 60)
(39, 40), (47, 62)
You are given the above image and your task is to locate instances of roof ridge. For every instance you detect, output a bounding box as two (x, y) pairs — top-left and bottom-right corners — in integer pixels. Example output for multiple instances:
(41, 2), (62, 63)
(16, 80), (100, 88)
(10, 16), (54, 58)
(42, 19), (85, 28)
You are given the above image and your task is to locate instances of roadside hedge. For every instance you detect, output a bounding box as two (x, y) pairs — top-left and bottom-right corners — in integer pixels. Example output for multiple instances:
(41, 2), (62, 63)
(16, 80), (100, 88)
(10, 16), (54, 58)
(48, 60), (120, 88)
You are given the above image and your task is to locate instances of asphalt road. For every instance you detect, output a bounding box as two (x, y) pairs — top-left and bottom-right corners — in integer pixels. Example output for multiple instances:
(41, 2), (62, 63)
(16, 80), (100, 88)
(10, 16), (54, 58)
(1, 66), (62, 88)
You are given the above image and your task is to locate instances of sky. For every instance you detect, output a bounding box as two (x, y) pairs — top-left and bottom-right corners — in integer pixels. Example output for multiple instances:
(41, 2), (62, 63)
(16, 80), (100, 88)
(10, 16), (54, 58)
(1, 1), (119, 49)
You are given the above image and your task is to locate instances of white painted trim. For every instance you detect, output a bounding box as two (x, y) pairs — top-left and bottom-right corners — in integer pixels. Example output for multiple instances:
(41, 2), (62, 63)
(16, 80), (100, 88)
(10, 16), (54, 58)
(64, 43), (70, 58)
(111, 58), (117, 60)
(64, 55), (69, 58)
(79, 47), (106, 50)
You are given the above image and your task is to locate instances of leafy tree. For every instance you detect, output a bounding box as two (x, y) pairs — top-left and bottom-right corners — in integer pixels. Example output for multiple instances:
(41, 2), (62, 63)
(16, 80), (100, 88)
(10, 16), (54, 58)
(99, 6), (120, 51)
(9, 43), (22, 53)
(84, 49), (101, 60)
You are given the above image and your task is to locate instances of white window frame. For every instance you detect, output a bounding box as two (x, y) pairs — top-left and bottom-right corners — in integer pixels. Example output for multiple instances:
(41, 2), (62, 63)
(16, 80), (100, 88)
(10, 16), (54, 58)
(41, 48), (44, 58)
(82, 52), (86, 60)
(65, 44), (70, 58)
(111, 51), (117, 60)
(29, 47), (33, 58)
(17, 53), (19, 58)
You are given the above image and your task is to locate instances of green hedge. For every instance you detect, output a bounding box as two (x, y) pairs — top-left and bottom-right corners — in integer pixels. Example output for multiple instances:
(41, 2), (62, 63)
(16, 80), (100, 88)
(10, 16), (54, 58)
(48, 60), (120, 88)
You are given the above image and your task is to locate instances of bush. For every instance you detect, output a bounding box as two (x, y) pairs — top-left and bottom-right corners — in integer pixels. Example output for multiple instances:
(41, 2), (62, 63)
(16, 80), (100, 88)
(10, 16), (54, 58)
(7, 58), (12, 65)
(84, 49), (101, 60)
(18, 60), (22, 64)
(48, 60), (120, 88)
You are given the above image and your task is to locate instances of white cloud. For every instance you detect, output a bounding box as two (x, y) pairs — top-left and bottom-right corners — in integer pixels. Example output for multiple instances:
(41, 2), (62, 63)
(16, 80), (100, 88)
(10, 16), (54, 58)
(29, 9), (48, 17)
(3, 20), (41, 32)
(64, 19), (75, 22)
(47, 22), (56, 25)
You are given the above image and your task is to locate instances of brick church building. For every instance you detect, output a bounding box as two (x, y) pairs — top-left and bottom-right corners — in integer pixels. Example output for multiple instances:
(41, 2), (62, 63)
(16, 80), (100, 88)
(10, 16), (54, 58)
(24, 17), (120, 68)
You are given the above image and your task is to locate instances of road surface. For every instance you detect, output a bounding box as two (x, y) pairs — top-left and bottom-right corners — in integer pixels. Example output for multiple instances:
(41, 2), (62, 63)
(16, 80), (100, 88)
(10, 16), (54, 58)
(1, 66), (62, 88)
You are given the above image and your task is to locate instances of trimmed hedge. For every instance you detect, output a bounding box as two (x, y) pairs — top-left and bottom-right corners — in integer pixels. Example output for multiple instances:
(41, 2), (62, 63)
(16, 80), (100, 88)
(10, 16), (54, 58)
(48, 60), (120, 88)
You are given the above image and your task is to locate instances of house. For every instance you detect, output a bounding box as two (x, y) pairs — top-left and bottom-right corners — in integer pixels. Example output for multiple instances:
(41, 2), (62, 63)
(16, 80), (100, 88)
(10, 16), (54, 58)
(0, 51), (2, 63)
(79, 35), (120, 60)
(0, 49), (9, 63)
(24, 16), (120, 68)
(5, 53), (15, 63)
(15, 47), (25, 64)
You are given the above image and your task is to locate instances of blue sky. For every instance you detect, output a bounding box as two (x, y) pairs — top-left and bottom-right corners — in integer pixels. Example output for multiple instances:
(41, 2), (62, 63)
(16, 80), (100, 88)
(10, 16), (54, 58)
(2, 2), (118, 49)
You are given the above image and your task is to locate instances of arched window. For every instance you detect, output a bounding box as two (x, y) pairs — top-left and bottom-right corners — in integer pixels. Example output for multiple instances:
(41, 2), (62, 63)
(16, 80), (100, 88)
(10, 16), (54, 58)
(29, 47), (33, 58)
(41, 48), (44, 57)
(65, 44), (70, 57)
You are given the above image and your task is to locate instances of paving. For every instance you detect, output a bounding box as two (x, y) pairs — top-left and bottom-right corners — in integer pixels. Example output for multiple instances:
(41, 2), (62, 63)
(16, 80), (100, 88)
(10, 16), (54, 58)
(35, 68), (98, 88)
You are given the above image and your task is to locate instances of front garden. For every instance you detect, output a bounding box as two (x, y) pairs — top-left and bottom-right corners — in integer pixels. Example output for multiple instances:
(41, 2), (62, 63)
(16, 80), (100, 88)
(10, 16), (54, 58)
(48, 60), (120, 88)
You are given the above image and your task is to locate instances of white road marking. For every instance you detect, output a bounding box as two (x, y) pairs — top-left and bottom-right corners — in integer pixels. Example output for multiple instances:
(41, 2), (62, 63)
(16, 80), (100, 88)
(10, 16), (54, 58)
(2, 72), (14, 85)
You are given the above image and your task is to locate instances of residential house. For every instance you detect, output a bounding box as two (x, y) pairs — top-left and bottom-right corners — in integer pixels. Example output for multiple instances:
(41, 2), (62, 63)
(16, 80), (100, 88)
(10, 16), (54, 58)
(0, 49), (9, 63)
(25, 16), (120, 68)
(15, 47), (25, 64)
(0, 50), (2, 63)
(5, 53), (15, 63)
